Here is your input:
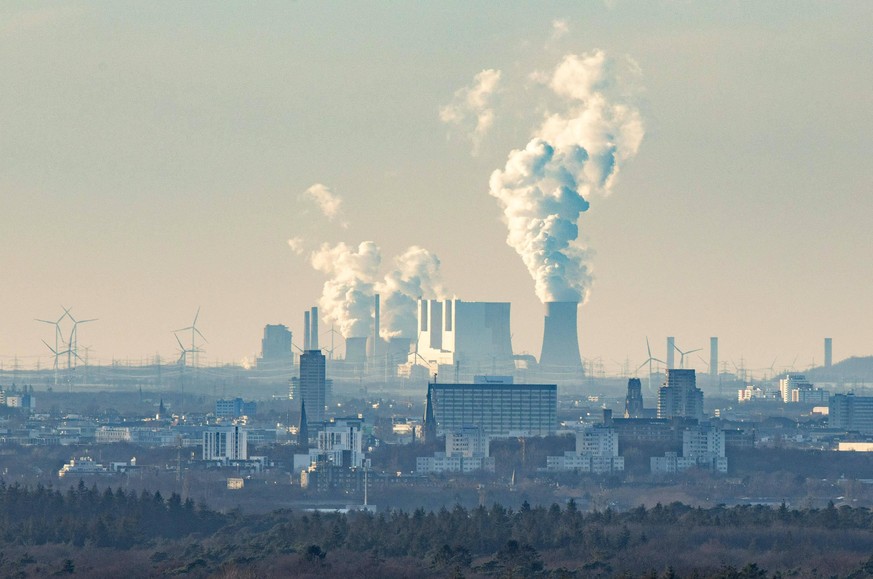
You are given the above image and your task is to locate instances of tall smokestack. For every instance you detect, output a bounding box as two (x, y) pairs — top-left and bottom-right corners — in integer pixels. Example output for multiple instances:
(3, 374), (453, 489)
(539, 301), (582, 370)
(310, 307), (319, 350)
(710, 337), (718, 378)
(666, 337), (675, 370)
(374, 294), (380, 360)
(824, 338), (833, 368)
(304, 310), (311, 351)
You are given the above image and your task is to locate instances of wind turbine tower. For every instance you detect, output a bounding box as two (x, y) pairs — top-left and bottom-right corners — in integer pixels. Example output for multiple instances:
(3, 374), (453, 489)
(710, 337), (718, 378)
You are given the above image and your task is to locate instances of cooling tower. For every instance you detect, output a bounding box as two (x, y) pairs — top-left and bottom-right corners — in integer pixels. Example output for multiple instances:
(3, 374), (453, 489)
(345, 336), (367, 365)
(539, 301), (582, 370)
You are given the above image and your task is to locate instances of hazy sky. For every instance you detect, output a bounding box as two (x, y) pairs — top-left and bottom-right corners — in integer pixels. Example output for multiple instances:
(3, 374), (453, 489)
(2, 1), (871, 375)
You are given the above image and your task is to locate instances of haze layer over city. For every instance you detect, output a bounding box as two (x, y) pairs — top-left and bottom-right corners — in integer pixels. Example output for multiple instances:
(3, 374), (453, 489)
(2, 2), (871, 373)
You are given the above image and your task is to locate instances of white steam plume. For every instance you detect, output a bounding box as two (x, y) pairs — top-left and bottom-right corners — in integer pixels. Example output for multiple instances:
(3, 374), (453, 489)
(302, 183), (348, 227)
(378, 246), (449, 339)
(489, 50), (644, 303)
(440, 69), (502, 155)
(310, 241), (381, 338)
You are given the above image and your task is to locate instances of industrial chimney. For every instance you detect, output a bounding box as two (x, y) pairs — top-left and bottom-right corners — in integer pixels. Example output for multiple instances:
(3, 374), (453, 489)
(710, 337), (718, 378)
(824, 338), (833, 368)
(304, 310), (311, 351)
(666, 337), (675, 370)
(539, 301), (582, 370)
(310, 307), (319, 350)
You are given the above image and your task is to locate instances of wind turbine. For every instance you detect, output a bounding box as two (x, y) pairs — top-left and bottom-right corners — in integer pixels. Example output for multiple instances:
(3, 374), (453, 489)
(65, 310), (96, 371)
(36, 307), (72, 385)
(174, 307), (206, 368)
(673, 342), (702, 369)
(635, 337), (665, 393)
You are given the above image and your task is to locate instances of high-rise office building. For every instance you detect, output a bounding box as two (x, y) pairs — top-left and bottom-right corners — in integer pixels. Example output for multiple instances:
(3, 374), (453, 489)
(658, 369), (704, 420)
(424, 381), (556, 438)
(299, 350), (327, 424)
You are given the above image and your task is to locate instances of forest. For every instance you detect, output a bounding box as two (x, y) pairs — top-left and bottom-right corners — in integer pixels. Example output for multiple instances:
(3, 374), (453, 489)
(3, 482), (873, 577)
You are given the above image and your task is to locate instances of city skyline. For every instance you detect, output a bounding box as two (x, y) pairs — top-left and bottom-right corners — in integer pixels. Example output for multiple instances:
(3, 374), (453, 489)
(2, 2), (871, 372)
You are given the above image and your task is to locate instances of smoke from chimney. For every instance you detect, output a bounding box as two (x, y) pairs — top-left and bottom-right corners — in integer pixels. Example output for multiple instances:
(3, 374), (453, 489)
(378, 246), (448, 339)
(488, 50), (644, 304)
(310, 241), (381, 338)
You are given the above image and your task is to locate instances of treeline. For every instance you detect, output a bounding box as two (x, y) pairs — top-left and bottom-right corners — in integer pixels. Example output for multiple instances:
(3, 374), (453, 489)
(0, 481), (226, 548)
(4, 483), (873, 577)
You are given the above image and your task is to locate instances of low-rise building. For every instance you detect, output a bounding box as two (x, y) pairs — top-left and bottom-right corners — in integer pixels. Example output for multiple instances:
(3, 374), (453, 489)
(416, 425), (495, 474)
(545, 424), (624, 475)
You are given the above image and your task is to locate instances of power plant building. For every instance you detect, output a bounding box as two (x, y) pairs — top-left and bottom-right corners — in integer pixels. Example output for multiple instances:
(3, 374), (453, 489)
(416, 299), (514, 373)
(256, 324), (293, 370)
(424, 380), (557, 438)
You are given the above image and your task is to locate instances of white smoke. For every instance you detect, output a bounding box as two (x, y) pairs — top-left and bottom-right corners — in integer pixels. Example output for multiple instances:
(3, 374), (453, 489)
(310, 241), (381, 338)
(287, 236), (305, 255)
(440, 69), (502, 155)
(302, 183), (348, 227)
(489, 50), (644, 303)
(378, 246), (449, 339)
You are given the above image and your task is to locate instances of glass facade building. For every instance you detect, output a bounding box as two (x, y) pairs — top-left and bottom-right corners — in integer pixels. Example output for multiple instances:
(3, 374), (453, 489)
(426, 383), (557, 438)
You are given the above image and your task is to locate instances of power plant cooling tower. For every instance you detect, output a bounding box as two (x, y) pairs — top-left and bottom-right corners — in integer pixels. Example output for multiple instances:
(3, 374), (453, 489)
(345, 336), (367, 365)
(539, 301), (582, 370)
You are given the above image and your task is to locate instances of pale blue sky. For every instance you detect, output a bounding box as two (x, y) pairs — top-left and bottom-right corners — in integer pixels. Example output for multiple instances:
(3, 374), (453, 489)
(2, 1), (871, 373)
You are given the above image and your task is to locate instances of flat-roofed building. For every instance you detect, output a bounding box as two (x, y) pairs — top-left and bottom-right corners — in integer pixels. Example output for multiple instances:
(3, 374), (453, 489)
(830, 394), (873, 434)
(424, 382), (556, 438)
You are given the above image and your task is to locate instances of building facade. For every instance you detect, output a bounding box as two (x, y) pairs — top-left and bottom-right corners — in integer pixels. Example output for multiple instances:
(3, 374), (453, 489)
(545, 425), (624, 474)
(658, 369), (704, 420)
(202, 426), (248, 462)
(830, 394), (873, 434)
(425, 382), (557, 438)
(298, 350), (327, 424)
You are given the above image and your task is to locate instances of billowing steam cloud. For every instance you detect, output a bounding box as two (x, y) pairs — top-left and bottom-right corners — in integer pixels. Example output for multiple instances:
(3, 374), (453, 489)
(489, 50), (644, 303)
(440, 68), (502, 155)
(378, 246), (449, 339)
(310, 242), (448, 340)
(310, 241), (381, 338)
(302, 183), (348, 227)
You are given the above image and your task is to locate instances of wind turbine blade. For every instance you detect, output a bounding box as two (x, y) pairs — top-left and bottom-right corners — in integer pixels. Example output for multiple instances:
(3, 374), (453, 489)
(175, 334), (186, 350)
(635, 361), (649, 373)
(194, 328), (208, 343)
(41, 340), (58, 354)
(688, 348), (702, 355)
(646, 337), (652, 358)
(193, 307), (200, 325)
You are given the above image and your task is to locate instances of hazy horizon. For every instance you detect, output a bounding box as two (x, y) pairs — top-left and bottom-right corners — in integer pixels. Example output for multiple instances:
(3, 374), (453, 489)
(2, 2), (871, 374)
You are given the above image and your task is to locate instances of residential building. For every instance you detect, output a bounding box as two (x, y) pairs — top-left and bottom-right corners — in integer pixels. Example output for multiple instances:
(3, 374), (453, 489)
(417, 425), (495, 474)
(658, 369), (704, 420)
(215, 398), (257, 418)
(651, 424), (727, 474)
(202, 425), (248, 462)
(545, 424), (624, 474)
(779, 374), (813, 403)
